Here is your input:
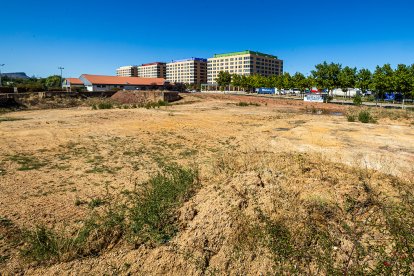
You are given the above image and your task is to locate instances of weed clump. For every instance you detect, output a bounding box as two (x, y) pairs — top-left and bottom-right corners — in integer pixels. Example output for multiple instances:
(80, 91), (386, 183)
(91, 101), (113, 110)
(8, 154), (46, 171)
(130, 165), (199, 244)
(236, 102), (260, 107)
(358, 110), (376, 123)
(17, 164), (198, 264)
(145, 100), (169, 109)
(21, 226), (63, 263)
(97, 102), (113, 109)
(347, 113), (356, 122)
(88, 198), (106, 209)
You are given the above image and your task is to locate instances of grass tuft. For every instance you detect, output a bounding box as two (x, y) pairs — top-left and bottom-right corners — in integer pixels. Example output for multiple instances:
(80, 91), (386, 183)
(130, 165), (199, 244)
(8, 154), (46, 171)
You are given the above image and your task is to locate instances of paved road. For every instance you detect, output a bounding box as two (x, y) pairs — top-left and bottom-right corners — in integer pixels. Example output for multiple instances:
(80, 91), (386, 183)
(201, 91), (413, 109)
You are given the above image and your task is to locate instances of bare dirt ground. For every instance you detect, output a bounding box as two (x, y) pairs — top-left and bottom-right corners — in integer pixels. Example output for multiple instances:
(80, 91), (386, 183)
(0, 94), (413, 274)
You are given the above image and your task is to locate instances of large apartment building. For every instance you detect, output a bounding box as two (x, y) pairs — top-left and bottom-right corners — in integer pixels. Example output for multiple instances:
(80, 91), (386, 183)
(166, 58), (207, 85)
(207, 50), (283, 84)
(137, 62), (166, 78)
(116, 65), (138, 77)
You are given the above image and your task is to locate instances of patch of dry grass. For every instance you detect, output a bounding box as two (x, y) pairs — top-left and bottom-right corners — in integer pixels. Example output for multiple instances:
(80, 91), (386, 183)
(219, 151), (414, 274)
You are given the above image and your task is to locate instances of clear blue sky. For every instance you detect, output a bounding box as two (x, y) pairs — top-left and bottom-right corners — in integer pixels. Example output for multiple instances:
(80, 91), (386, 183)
(1, 0), (414, 78)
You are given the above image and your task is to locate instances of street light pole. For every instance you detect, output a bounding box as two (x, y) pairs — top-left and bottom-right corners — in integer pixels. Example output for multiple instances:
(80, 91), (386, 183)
(0, 64), (5, 87)
(58, 66), (64, 90)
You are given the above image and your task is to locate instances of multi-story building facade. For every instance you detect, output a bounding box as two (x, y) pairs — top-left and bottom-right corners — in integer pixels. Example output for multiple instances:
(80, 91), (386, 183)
(166, 58), (207, 85)
(116, 65), (138, 77)
(207, 50), (283, 84)
(137, 62), (166, 78)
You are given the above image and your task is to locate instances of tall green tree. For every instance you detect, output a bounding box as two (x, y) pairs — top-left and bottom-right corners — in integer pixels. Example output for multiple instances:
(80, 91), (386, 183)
(338, 66), (357, 97)
(311, 62), (342, 93)
(292, 72), (307, 92)
(250, 74), (266, 88)
(393, 64), (413, 107)
(306, 75), (316, 89)
(356, 68), (372, 95)
(231, 74), (242, 87)
(240, 75), (253, 92)
(372, 64), (394, 103)
(281, 72), (292, 90)
(410, 64), (414, 99)
(45, 75), (62, 88)
(216, 71), (232, 90)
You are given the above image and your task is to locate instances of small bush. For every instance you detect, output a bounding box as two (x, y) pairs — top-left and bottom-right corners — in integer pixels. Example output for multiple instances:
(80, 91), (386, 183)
(97, 102), (113, 109)
(326, 95), (333, 103)
(347, 114), (356, 122)
(358, 110), (376, 123)
(366, 95), (375, 102)
(353, 95), (362, 106)
(91, 102), (113, 110)
(144, 100), (169, 109)
(157, 100), (169, 107)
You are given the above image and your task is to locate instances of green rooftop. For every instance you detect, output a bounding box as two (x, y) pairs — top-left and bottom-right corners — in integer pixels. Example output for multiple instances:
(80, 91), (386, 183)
(213, 50), (278, 59)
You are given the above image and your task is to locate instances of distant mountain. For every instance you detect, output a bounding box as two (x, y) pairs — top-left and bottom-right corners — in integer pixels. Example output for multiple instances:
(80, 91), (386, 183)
(1, 72), (30, 79)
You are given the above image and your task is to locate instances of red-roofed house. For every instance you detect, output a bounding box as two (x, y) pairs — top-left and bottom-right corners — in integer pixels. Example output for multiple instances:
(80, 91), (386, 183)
(62, 78), (85, 92)
(79, 74), (167, 92)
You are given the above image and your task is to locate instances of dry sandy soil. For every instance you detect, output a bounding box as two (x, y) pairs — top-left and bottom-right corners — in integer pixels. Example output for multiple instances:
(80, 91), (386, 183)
(0, 94), (413, 275)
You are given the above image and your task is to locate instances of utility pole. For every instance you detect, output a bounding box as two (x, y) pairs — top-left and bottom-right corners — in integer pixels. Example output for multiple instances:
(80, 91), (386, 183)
(0, 64), (5, 87)
(58, 66), (64, 90)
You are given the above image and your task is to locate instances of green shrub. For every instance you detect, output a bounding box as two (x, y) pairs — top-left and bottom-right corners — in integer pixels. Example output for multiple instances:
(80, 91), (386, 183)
(353, 95), (362, 106)
(347, 114), (356, 122)
(91, 102), (113, 110)
(325, 95), (333, 103)
(97, 102), (113, 109)
(366, 95), (375, 102)
(157, 100), (169, 106)
(144, 100), (169, 109)
(358, 110), (376, 123)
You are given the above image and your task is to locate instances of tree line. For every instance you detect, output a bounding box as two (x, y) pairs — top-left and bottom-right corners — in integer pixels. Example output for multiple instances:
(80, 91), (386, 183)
(1, 75), (63, 92)
(215, 62), (414, 100)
